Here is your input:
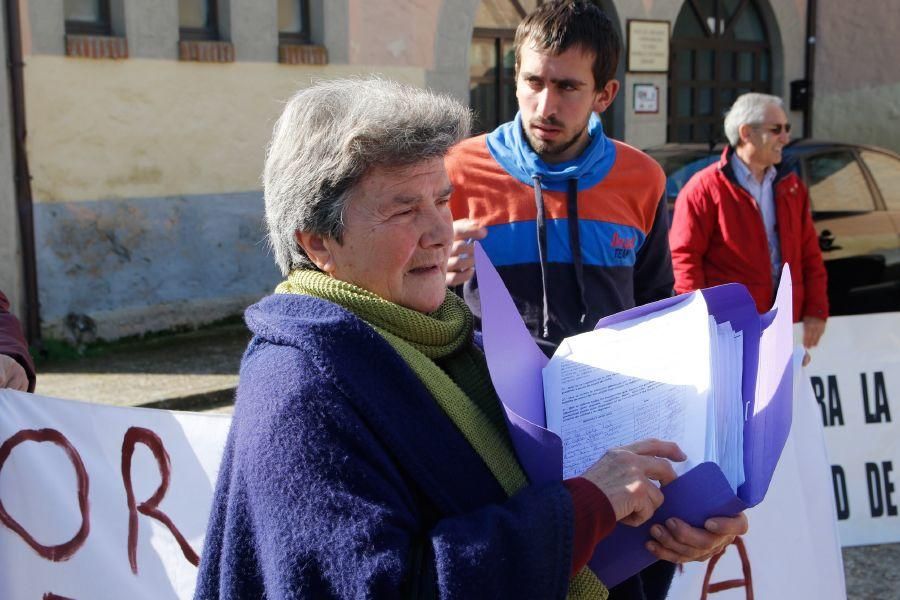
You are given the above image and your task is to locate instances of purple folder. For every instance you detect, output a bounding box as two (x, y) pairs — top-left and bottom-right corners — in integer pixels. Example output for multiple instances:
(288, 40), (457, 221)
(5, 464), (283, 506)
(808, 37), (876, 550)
(474, 242), (793, 588)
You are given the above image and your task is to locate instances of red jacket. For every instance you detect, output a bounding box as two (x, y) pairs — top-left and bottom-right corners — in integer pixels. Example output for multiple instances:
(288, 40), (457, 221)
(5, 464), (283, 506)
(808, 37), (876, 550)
(0, 289), (35, 392)
(669, 148), (828, 322)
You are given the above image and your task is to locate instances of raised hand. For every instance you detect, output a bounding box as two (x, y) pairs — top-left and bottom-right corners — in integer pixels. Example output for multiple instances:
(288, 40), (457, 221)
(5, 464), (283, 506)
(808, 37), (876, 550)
(445, 218), (487, 287)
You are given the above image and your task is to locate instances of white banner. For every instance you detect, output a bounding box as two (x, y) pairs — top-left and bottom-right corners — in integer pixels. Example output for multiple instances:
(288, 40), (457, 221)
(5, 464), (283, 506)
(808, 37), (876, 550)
(668, 352), (846, 599)
(803, 312), (900, 546)
(0, 390), (230, 600)
(5, 313), (899, 598)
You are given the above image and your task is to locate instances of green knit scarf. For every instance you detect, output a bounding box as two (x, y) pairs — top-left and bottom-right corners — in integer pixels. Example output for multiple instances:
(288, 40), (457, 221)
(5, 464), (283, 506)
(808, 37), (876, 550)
(276, 269), (608, 599)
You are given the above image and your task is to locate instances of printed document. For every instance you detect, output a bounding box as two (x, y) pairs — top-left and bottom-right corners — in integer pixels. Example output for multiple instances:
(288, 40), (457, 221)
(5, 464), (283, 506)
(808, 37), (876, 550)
(543, 293), (744, 487)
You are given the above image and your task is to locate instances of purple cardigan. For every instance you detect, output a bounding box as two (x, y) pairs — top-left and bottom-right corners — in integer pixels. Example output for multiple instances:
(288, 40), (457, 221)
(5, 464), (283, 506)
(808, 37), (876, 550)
(194, 294), (577, 599)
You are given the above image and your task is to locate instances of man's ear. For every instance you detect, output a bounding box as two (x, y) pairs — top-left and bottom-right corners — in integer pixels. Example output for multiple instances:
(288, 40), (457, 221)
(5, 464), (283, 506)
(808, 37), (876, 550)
(737, 123), (754, 146)
(294, 230), (335, 273)
(592, 79), (620, 114)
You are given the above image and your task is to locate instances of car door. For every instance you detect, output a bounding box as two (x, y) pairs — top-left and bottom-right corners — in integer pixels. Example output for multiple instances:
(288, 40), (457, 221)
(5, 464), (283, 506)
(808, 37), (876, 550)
(803, 149), (895, 258)
(803, 148), (899, 313)
(857, 148), (900, 283)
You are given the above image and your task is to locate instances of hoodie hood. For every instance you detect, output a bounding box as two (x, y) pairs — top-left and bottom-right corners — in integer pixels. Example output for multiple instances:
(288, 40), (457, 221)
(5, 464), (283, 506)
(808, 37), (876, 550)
(485, 112), (616, 192)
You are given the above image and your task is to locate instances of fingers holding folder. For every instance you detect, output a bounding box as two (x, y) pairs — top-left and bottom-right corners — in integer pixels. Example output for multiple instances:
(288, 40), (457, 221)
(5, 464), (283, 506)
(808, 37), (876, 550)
(581, 439), (686, 527)
(645, 512), (749, 564)
(581, 437), (750, 566)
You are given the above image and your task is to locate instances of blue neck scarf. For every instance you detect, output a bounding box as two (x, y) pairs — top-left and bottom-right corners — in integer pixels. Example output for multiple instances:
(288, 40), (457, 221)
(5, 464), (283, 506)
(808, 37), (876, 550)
(485, 112), (617, 192)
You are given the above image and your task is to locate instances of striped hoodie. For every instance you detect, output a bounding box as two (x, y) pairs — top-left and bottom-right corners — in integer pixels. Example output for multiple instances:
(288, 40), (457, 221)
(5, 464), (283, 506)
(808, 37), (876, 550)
(447, 113), (674, 356)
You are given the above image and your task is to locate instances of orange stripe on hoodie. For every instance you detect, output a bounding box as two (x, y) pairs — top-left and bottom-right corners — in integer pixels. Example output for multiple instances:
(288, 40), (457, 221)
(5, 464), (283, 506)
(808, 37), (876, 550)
(447, 135), (666, 234)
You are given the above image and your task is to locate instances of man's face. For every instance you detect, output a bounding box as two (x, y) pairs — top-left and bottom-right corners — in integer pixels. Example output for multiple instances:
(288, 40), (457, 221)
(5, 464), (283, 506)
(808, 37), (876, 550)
(743, 104), (792, 168)
(516, 44), (616, 164)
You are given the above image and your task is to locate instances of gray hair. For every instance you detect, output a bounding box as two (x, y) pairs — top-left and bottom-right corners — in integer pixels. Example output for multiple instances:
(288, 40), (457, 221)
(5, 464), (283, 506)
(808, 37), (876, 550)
(723, 93), (785, 146)
(264, 77), (471, 275)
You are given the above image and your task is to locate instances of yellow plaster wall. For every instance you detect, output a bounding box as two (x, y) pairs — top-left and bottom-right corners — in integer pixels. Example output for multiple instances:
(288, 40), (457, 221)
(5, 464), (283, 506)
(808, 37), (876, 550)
(24, 56), (426, 203)
(347, 1), (440, 67)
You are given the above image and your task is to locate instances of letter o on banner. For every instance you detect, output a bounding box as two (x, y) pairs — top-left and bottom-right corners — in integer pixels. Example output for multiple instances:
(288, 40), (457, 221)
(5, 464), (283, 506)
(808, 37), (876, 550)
(0, 429), (90, 561)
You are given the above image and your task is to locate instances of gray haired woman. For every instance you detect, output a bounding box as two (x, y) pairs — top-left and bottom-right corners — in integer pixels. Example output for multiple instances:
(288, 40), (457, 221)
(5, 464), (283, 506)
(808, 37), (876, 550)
(194, 78), (740, 600)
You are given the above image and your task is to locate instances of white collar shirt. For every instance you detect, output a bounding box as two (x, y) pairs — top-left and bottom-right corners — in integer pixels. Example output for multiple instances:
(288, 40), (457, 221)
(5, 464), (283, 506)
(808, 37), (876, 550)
(730, 153), (781, 285)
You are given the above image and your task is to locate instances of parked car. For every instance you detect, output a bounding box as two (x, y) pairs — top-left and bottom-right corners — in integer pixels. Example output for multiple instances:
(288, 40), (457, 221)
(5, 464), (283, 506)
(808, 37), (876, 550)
(646, 140), (900, 315)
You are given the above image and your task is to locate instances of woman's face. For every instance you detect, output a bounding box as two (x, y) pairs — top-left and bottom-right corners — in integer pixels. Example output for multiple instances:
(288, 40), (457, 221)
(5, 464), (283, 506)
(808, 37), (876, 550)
(318, 157), (454, 313)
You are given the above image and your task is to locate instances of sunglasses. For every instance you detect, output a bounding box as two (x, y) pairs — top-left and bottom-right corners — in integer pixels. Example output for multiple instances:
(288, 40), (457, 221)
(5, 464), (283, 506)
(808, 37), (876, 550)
(755, 123), (792, 135)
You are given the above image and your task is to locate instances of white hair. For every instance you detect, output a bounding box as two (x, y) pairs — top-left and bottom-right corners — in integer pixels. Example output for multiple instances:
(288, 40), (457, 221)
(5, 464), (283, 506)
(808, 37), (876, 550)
(263, 77), (471, 275)
(723, 93), (785, 146)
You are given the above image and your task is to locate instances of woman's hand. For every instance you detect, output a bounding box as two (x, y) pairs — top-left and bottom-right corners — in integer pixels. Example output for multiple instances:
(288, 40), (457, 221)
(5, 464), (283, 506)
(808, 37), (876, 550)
(580, 439), (685, 527)
(646, 513), (749, 563)
(0, 355), (28, 391)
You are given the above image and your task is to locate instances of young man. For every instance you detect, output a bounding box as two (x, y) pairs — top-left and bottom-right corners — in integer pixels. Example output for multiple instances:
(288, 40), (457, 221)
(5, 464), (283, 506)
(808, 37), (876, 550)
(446, 2), (746, 599)
(446, 0), (672, 358)
(669, 93), (828, 360)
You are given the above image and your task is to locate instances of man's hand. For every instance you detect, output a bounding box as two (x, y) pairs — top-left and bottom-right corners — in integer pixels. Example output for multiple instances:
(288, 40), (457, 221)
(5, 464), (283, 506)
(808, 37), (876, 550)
(0, 354), (29, 391)
(580, 439), (685, 527)
(646, 513), (749, 563)
(802, 316), (826, 349)
(445, 219), (487, 287)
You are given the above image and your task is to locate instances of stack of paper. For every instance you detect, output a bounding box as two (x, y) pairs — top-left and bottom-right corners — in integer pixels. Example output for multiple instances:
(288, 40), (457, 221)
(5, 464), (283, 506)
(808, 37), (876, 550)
(708, 317), (745, 491)
(542, 292), (746, 493)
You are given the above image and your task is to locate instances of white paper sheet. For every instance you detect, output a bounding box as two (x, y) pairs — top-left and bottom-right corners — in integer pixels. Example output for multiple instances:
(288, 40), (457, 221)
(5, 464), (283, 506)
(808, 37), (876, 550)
(710, 320), (745, 490)
(543, 293), (712, 479)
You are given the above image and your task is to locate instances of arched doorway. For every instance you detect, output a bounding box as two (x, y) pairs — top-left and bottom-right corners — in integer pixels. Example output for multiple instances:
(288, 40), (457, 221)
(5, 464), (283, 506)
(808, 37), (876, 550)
(467, 0), (623, 137)
(468, 1), (539, 134)
(668, 0), (774, 143)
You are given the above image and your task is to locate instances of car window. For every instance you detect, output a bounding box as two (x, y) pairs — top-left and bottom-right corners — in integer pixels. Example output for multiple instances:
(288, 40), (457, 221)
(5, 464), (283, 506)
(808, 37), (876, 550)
(658, 154), (719, 200)
(860, 150), (900, 210)
(805, 151), (875, 212)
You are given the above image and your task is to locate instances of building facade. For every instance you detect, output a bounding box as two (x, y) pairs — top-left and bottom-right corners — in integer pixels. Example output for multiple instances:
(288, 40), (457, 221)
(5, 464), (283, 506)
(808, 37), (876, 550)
(812, 0), (900, 151)
(0, 0), (895, 342)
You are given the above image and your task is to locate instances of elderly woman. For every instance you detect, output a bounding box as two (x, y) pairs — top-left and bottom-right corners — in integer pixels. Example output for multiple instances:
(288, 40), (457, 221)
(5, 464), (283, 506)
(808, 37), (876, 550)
(195, 79), (745, 600)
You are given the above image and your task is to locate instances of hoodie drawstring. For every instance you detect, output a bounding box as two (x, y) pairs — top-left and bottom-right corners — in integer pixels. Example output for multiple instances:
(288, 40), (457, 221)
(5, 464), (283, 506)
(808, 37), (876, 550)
(532, 175), (551, 339)
(565, 178), (588, 325)
(533, 176), (588, 340)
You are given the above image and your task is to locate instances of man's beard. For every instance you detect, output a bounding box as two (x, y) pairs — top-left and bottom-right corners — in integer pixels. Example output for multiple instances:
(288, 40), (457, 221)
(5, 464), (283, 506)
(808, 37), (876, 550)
(524, 119), (587, 160)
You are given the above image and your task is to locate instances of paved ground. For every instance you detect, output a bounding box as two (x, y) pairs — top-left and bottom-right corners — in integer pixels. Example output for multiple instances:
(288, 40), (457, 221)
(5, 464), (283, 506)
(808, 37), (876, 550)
(844, 543), (900, 599)
(30, 323), (895, 598)
(35, 323), (249, 411)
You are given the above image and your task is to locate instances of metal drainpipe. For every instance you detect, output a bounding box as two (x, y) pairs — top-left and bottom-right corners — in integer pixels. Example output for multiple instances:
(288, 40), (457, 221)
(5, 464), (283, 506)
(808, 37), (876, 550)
(804, 0), (817, 138)
(5, 0), (41, 347)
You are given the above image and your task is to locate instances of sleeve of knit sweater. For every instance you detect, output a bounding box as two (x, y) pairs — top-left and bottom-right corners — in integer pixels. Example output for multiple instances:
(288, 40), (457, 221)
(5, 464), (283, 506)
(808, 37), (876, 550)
(563, 477), (617, 576)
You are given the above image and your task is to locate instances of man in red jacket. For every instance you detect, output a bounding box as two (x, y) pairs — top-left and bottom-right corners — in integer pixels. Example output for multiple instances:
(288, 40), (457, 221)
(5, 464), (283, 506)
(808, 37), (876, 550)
(0, 289), (35, 391)
(669, 93), (828, 361)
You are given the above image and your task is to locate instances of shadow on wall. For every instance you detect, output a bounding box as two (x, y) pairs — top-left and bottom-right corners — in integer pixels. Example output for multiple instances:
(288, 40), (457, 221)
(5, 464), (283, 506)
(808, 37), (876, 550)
(33, 192), (281, 342)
